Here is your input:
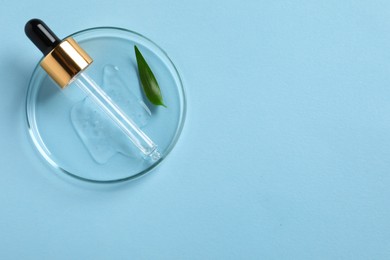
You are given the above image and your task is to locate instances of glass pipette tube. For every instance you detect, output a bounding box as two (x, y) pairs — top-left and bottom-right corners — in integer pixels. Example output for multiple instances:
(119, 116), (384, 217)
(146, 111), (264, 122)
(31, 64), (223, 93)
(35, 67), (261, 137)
(73, 72), (161, 161)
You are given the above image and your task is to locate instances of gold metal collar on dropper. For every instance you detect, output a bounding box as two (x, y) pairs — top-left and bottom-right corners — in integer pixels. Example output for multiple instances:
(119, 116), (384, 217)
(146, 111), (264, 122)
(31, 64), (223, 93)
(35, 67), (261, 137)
(40, 37), (93, 88)
(25, 19), (92, 88)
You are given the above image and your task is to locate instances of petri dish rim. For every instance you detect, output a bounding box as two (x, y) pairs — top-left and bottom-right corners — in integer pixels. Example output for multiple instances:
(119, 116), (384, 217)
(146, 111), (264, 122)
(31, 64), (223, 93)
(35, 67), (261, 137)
(25, 26), (187, 183)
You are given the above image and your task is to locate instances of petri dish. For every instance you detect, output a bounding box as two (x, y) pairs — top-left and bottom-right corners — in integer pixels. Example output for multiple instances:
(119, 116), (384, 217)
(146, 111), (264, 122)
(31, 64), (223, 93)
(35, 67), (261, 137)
(26, 27), (186, 183)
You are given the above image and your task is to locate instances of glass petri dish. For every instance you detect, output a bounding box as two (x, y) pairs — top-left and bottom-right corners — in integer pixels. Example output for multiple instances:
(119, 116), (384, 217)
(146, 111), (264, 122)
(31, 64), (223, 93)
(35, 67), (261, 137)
(26, 27), (186, 183)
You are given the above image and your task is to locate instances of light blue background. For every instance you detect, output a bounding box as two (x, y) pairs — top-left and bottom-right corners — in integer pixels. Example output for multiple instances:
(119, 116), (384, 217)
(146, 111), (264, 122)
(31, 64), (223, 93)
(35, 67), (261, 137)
(1, 0), (390, 259)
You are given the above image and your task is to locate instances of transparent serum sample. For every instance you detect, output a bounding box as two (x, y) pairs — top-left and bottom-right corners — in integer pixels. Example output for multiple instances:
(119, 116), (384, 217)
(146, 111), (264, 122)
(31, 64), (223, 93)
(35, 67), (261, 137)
(100, 65), (152, 127)
(71, 65), (152, 164)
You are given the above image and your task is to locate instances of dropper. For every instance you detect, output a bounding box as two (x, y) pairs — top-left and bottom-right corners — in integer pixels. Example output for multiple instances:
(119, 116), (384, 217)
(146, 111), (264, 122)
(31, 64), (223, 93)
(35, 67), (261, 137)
(25, 19), (161, 161)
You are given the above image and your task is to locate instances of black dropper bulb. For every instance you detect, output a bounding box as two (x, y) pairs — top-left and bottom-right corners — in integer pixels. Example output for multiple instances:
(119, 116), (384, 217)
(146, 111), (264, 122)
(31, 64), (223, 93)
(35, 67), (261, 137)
(25, 19), (61, 56)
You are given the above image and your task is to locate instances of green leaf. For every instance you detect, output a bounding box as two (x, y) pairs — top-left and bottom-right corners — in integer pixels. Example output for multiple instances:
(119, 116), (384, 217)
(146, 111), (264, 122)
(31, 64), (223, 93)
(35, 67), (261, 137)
(134, 45), (166, 107)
